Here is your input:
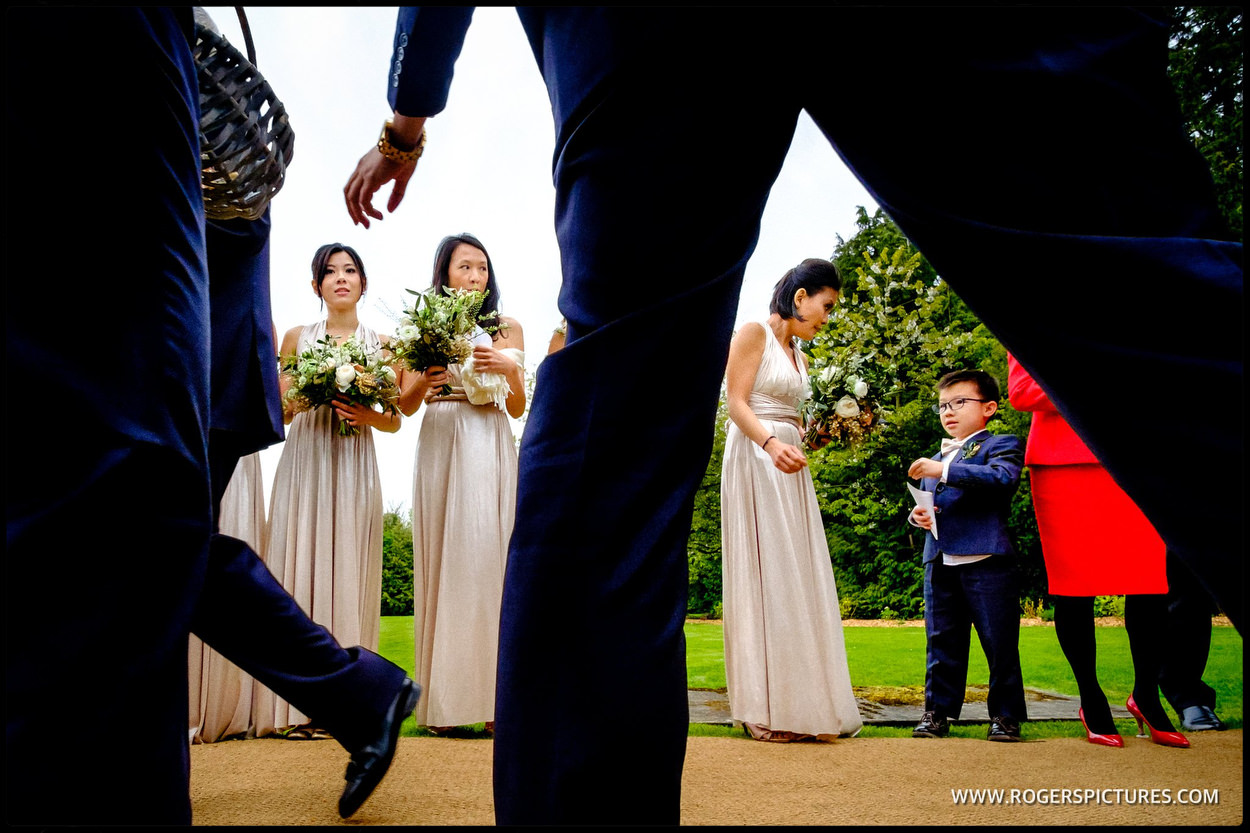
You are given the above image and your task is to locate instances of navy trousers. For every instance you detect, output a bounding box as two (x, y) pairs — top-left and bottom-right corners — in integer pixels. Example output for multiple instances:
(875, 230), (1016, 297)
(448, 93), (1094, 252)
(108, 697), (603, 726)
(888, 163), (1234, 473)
(1159, 552), (1220, 713)
(495, 7), (1241, 825)
(923, 558), (1027, 723)
(5, 9), (406, 824)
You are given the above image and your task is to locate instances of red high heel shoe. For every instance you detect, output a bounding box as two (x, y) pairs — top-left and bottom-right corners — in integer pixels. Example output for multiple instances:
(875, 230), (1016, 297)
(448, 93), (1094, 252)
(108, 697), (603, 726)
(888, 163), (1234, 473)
(1079, 708), (1123, 747)
(1126, 695), (1190, 748)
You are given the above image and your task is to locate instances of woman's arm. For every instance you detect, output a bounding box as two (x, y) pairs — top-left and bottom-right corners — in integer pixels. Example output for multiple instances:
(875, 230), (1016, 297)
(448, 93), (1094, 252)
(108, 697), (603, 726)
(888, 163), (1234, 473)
(277, 325), (303, 425)
(396, 366), (449, 417)
(726, 322), (806, 474)
(333, 397), (402, 434)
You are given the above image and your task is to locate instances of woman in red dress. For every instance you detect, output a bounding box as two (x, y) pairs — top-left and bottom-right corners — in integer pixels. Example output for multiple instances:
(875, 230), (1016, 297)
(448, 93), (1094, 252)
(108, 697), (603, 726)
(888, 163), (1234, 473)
(1007, 354), (1187, 748)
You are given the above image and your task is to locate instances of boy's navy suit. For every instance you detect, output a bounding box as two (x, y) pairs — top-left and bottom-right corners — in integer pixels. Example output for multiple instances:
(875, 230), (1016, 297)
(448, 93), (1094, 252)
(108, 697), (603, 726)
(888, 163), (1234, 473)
(915, 430), (1028, 724)
(918, 431), (1024, 564)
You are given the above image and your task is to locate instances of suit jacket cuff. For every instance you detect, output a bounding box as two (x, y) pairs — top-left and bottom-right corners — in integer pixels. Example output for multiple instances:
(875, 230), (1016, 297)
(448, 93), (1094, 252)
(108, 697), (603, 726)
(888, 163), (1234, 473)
(388, 7), (476, 117)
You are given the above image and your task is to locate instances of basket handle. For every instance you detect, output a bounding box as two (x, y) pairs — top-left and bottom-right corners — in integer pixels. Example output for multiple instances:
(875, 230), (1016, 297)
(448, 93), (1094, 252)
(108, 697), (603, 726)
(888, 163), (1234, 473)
(234, 6), (258, 67)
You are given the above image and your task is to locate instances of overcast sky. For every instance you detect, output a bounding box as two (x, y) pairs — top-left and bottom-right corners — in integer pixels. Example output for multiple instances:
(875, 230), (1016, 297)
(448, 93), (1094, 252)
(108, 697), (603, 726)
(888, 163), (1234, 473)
(202, 6), (879, 517)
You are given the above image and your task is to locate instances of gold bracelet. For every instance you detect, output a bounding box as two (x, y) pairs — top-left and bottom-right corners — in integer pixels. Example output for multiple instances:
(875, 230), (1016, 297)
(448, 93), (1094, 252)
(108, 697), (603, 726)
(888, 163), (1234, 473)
(377, 120), (426, 164)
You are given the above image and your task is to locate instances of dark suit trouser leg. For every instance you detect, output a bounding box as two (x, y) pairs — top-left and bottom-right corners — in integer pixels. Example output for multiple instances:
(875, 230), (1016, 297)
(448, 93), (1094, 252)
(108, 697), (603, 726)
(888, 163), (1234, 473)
(6, 441), (209, 826)
(1159, 552), (1218, 713)
(924, 561), (974, 719)
(801, 7), (1242, 630)
(191, 534), (406, 753)
(963, 560), (1027, 723)
(493, 27), (803, 825)
(6, 8), (209, 825)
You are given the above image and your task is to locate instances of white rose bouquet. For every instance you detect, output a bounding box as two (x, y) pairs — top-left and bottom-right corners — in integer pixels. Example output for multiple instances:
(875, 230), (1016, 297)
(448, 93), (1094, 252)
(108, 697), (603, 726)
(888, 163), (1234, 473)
(802, 361), (879, 448)
(390, 286), (496, 396)
(281, 334), (400, 436)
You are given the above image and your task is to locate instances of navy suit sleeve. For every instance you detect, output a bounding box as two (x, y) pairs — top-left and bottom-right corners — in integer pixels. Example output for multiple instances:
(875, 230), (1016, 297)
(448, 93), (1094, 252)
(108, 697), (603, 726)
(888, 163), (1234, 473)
(945, 435), (1023, 494)
(388, 7), (476, 117)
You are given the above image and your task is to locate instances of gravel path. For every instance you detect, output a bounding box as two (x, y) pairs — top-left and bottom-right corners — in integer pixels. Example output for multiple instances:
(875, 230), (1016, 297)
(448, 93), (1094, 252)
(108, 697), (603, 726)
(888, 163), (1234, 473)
(190, 730), (1242, 825)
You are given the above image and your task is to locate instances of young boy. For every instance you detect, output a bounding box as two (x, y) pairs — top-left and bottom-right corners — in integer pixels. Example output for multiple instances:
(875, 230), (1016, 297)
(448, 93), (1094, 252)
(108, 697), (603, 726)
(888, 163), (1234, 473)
(907, 369), (1026, 741)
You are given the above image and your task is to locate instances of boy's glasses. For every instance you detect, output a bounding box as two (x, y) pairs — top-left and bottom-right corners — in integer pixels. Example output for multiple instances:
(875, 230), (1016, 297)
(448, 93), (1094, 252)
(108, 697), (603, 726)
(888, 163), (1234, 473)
(932, 397), (988, 414)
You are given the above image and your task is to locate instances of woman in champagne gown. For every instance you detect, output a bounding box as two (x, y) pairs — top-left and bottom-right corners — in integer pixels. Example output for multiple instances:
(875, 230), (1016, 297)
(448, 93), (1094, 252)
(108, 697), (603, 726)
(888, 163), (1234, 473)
(399, 234), (526, 732)
(721, 258), (862, 742)
(251, 243), (403, 739)
(188, 452), (264, 743)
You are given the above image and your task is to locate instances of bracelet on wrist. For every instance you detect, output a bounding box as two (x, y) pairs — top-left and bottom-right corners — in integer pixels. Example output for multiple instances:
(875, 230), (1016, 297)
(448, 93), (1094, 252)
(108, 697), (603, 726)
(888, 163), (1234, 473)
(377, 120), (427, 164)
(762, 435), (777, 450)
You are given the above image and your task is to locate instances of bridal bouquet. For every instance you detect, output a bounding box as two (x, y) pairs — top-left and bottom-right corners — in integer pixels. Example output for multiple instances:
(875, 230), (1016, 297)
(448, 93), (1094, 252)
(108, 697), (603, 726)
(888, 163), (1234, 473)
(281, 334), (400, 436)
(391, 286), (493, 396)
(801, 360), (879, 448)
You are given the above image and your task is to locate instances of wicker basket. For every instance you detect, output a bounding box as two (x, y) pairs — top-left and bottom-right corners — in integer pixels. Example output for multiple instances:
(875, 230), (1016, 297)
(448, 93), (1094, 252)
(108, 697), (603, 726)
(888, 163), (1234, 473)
(193, 22), (294, 221)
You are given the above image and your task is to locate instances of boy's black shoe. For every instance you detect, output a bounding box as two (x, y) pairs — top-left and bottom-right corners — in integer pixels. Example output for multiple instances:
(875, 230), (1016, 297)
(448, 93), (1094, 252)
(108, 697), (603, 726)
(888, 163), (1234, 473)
(913, 711), (949, 738)
(987, 716), (1022, 742)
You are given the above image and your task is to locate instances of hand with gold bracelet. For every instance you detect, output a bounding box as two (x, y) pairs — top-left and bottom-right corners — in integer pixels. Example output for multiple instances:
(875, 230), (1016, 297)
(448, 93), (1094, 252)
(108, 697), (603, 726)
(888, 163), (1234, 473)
(344, 113), (427, 228)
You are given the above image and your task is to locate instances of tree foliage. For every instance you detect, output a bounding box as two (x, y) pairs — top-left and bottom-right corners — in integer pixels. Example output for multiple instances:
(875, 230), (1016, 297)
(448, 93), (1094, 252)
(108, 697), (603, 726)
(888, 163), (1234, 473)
(1169, 6), (1244, 239)
(687, 396), (728, 616)
(807, 211), (1045, 617)
(381, 506), (415, 616)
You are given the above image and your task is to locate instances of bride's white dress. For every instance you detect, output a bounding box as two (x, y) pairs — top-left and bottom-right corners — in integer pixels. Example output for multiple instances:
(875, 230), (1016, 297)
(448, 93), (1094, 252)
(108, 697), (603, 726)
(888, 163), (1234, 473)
(720, 323), (862, 738)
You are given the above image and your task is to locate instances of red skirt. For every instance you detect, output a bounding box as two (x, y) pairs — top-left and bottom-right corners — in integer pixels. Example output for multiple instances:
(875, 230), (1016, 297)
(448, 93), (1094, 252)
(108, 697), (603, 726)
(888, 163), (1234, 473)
(1030, 463), (1167, 596)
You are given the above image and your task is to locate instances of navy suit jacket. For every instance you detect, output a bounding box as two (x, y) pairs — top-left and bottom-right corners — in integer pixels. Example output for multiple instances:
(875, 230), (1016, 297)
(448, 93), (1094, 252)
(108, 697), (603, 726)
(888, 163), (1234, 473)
(917, 430), (1023, 564)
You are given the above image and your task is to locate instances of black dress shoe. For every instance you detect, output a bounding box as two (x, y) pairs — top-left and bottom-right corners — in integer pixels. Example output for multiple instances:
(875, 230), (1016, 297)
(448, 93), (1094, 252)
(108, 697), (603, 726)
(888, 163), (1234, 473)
(1180, 705), (1227, 732)
(339, 678), (422, 818)
(913, 711), (950, 738)
(987, 716), (1022, 742)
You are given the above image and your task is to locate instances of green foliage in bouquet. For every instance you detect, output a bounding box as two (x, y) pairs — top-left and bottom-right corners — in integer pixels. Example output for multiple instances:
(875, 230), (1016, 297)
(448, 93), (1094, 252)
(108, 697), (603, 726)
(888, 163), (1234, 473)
(391, 286), (494, 395)
(803, 234), (976, 450)
(281, 334), (400, 436)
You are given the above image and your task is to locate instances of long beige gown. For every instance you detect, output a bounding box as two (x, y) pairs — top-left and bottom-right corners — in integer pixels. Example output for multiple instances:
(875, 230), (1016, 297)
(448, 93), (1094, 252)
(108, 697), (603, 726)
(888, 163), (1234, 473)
(250, 321), (386, 735)
(188, 452), (264, 743)
(411, 340), (521, 727)
(720, 323), (862, 738)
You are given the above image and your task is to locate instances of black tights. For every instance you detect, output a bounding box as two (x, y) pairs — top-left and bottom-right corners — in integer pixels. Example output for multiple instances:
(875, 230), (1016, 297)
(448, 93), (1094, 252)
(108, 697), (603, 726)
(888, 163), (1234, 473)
(1052, 594), (1174, 734)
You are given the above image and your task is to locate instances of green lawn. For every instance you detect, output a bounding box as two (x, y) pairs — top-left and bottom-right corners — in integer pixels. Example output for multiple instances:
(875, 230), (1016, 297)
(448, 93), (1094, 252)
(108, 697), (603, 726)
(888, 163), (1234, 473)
(378, 616), (1243, 737)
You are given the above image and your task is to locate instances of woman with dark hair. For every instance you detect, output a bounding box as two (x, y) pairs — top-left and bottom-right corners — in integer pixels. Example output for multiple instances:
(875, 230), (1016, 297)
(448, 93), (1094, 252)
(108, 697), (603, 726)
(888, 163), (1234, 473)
(721, 258), (862, 742)
(252, 242), (403, 740)
(399, 233), (525, 733)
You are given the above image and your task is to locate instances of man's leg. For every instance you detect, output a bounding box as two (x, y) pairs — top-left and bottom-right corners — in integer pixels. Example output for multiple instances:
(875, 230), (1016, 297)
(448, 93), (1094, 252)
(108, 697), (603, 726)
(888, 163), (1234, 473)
(7, 441), (209, 825)
(803, 7), (1242, 628)
(6, 7), (210, 824)
(496, 11), (805, 824)
(1159, 551), (1220, 718)
(192, 533), (408, 754)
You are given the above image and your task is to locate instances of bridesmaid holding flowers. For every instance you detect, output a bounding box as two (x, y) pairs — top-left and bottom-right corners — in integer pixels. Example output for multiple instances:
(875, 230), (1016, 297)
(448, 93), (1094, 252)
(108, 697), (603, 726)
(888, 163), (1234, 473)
(252, 242), (403, 740)
(399, 233), (525, 733)
(721, 258), (862, 743)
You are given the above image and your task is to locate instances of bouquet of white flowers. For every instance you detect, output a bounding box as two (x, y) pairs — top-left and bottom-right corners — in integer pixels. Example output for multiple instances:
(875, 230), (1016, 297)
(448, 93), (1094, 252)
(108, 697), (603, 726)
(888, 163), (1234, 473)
(391, 286), (495, 396)
(801, 360), (879, 447)
(281, 334), (400, 436)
